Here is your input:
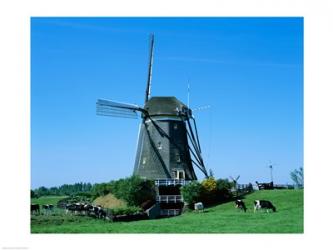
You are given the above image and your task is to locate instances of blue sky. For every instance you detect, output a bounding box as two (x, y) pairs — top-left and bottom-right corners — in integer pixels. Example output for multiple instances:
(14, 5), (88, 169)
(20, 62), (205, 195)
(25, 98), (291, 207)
(31, 17), (303, 188)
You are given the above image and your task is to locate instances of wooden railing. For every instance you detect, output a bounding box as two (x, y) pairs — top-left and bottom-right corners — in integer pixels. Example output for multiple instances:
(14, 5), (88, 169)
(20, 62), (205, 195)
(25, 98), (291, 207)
(154, 179), (191, 186)
(156, 195), (183, 203)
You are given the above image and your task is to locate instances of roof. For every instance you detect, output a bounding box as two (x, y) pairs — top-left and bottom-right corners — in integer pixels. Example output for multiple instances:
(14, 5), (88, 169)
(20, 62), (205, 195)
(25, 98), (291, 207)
(144, 96), (188, 117)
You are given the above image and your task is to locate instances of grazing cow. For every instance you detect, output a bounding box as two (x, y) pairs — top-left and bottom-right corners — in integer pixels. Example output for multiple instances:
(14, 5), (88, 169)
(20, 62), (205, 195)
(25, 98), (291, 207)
(31, 204), (40, 215)
(65, 203), (77, 214)
(42, 204), (54, 215)
(254, 200), (276, 213)
(74, 203), (85, 215)
(97, 208), (107, 219)
(194, 202), (204, 212)
(42, 204), (54, 210)
(235, 199), (247, 212)
(91, 205), (107, 219)
(65, 203), (86, 215)
(83, 204), (94, 215)
(64, 202), (111, 220)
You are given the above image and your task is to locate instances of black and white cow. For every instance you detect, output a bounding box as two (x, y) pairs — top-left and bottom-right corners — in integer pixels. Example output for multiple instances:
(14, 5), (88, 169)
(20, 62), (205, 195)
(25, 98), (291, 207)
(74, 203), (86, 215)
(235, 199), (247, 212)
(65, 203), (80, 214)
(31, 204), (40, 215)
(42, 204), (54, 215)
(83, 204), (94, 215)
(91, 205), (107, 219)
(254, 200), (276, 213)
(65, 202), (110, 220)
(42, 204), (53, 211)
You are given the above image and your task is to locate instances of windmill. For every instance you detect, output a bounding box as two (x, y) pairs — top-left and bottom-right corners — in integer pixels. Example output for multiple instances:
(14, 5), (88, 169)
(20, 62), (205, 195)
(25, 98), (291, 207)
(229, 175), (240, 196)
(229, 175), (240, 188)
(96, 34), (208, 181)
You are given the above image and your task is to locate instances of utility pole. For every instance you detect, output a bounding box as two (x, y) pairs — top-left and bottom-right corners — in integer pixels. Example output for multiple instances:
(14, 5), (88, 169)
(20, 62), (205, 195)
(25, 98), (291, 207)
(269, 164), (273, 183)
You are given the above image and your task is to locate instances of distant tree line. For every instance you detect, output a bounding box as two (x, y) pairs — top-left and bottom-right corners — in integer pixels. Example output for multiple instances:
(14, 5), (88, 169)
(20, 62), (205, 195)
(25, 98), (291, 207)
(31, 177), (156, 207)
(32, 182), (93, 197)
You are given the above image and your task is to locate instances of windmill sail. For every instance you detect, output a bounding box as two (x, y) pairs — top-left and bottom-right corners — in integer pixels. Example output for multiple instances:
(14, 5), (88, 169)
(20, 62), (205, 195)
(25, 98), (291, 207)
(184, 117), (209, 178)
(96, 99), (143, 119)
(145, 34), (154, 104)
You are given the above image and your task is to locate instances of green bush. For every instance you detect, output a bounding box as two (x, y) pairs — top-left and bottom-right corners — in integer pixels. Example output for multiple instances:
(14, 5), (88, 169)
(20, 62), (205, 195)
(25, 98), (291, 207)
(180, 181), (202, 207)
(31, 190), (38, 198)
(109, 206), (142, 216)
(91, 183), (112, 199)
(216, 178), (233, 201)
(76, 192), (92, 198)
(110, 176), (156, 207)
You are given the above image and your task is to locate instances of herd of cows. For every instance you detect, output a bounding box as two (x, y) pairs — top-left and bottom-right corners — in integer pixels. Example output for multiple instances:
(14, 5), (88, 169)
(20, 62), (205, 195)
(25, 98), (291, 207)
(192, 199), (277, 213)
(234, 199), (277, 213)
(65, 203), (111, 219)
(31, 202), (112, 219)
(31, 204), (54, 215)
(31, 199), (277, 223)
(30, 202), (148, 222)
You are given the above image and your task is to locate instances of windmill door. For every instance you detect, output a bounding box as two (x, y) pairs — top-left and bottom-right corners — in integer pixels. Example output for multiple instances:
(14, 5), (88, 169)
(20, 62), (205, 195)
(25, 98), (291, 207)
(176, 170), (185, 180)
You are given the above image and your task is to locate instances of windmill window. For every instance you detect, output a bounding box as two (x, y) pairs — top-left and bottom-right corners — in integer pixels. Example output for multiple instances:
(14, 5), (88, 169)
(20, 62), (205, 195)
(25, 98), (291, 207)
(176, 154), (181, 163)
(157, 142), (162, 150)
(172, 170), (177, 178)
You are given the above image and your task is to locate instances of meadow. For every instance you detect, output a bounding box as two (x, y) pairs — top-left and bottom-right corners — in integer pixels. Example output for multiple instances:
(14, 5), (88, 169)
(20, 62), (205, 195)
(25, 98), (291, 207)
(31, 196), (68, 205)
(31, 189), (303, 233)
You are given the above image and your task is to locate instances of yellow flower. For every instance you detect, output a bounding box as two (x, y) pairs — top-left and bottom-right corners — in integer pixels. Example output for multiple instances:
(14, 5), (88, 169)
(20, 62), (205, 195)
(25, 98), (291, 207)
(201, 177), (217, 192)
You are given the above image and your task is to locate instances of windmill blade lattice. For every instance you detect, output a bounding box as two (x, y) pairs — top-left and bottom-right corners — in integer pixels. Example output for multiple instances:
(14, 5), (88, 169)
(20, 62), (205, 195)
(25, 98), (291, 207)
(96, 99), (142, 119)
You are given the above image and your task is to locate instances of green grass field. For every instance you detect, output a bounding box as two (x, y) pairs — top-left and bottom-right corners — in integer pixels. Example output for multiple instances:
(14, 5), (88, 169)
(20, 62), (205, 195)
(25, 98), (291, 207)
(31, 189), (303, 233)
(31, 196), (68, 205)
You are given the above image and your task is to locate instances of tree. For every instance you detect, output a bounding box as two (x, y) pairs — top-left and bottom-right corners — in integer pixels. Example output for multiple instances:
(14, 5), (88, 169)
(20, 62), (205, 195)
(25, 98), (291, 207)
(180, 181), (202, 206)
(201, 177), (219, 205)
(216, 178), (233, 201)
(31, 190), (38, 198)
(290, 167), (304, 188)
(109, 176), (156, 206)
(35, 186), (49, 196)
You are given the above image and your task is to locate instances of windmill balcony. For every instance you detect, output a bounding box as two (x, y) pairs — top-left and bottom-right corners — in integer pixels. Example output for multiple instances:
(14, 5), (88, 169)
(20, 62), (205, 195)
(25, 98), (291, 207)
(154, 179), (191, 186)
(156, 195), (183, 203)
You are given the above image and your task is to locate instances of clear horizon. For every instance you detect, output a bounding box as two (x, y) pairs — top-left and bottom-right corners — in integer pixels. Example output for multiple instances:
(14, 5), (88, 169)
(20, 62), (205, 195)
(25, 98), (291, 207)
(31, 17), (303, 189)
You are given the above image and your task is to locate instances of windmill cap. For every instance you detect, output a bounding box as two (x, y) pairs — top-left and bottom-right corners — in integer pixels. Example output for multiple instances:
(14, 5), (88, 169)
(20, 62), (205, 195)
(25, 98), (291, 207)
(144, 96), (190, 117)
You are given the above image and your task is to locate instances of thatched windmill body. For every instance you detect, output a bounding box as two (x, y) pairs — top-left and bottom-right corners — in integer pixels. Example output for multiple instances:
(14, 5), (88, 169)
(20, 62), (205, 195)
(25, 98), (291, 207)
(96, 35), (208, 181)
